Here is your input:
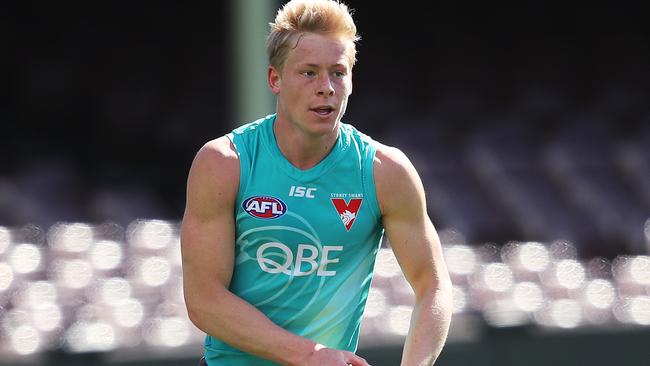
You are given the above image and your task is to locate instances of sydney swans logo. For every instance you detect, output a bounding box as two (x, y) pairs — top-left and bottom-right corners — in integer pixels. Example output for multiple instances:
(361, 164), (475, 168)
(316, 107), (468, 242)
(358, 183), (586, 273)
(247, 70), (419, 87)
(331, 196), (363, 231)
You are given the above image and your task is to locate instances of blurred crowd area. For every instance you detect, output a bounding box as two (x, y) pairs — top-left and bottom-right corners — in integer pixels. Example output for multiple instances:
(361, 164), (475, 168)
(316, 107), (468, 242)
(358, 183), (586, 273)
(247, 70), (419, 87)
(3, 0), (650, 363)
(0, 220), (648, 362)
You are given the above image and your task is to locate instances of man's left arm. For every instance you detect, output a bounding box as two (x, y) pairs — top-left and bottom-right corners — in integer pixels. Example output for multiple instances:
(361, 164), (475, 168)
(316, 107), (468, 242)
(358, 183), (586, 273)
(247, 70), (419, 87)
(374, 144), (453, 366)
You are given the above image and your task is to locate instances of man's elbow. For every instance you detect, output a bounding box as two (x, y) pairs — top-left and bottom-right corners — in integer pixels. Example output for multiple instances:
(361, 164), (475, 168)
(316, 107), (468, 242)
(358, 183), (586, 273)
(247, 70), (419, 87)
(433, 276), (453, 307)
(419, 283), (453, 323)
(184, 283), (230, 332)
(412, 270), (452, 301)
(184, 287), (221, 333)
(185, 297), (205, 330)
(434, 285), (454, 314)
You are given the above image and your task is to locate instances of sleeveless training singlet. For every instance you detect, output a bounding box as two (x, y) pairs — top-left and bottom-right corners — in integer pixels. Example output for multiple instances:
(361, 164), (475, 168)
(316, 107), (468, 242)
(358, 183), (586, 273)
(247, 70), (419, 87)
(203, 114), (384, 365)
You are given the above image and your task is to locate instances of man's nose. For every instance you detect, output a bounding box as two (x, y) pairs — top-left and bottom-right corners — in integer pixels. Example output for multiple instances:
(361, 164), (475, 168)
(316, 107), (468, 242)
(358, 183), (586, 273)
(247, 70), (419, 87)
(317, 75), (335, 96)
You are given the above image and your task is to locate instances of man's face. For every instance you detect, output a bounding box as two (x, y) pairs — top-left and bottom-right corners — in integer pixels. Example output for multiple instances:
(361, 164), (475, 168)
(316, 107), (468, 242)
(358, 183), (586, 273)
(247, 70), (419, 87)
(269, 32), (353, 137)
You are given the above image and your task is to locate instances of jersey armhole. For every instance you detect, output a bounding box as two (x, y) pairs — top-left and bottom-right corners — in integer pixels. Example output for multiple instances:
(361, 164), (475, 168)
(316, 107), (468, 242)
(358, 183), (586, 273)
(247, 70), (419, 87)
(226, 132), (249, 205)
(362, 141), (382, 222)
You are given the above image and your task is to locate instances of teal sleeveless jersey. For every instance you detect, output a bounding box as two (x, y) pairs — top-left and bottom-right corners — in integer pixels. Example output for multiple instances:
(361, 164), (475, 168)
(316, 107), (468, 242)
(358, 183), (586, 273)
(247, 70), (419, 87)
(203, 114), (385, 365)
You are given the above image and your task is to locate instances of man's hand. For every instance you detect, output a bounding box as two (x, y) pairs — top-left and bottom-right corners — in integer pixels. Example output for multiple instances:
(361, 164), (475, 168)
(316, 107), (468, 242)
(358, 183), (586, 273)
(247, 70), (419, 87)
(304, 344), (370, 366)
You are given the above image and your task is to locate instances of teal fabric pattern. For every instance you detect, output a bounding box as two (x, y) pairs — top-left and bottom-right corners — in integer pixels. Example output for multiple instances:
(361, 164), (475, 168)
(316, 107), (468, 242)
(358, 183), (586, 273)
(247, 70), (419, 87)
(204, 114), (384, 365)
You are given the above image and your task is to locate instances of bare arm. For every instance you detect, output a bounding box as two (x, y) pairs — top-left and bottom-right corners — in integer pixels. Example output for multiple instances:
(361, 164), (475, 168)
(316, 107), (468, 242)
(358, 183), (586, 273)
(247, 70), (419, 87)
(181, 136), (368, 366)
(374, 145), (453, 366)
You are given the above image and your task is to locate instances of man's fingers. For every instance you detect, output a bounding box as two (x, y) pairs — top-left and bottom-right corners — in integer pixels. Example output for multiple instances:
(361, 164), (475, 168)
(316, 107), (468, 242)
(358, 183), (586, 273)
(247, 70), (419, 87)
(345, 352), (370, 366)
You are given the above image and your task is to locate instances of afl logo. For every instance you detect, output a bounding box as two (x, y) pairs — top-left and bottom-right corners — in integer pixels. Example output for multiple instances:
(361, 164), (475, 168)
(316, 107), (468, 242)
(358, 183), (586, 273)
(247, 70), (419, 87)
(243, 196), (287, 219)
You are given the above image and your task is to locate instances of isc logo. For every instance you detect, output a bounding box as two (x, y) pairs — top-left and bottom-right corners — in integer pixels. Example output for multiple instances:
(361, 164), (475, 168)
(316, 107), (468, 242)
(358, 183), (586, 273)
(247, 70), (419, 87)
(243, 196), (287, 219)
(257, 242), (343, 276)
(289, 185), (316, 198)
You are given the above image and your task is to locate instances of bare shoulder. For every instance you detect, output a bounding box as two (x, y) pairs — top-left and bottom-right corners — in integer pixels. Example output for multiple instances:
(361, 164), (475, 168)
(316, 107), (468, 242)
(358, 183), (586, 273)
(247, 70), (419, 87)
(185, 135), (240, 215)
(373, 142), (422, 192)
(195, 135), (239, 166)
(190, 136), (239, 180)
(373, 142), (426, 215)
(373, 142), (416, 177)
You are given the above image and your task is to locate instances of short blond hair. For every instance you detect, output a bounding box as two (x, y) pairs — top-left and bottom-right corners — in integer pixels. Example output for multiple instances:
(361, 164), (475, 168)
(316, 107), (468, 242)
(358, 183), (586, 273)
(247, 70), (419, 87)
(267, 0), (360, 71)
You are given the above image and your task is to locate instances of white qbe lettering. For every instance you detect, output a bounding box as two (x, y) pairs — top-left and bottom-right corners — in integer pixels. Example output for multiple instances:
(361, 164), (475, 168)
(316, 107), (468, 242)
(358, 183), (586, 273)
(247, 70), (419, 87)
(256, 242), (343, 276)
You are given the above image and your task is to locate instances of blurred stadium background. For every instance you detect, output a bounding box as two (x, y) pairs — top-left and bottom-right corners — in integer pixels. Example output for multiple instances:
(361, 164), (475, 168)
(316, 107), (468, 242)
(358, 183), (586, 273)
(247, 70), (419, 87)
(4, 1), (650, 365)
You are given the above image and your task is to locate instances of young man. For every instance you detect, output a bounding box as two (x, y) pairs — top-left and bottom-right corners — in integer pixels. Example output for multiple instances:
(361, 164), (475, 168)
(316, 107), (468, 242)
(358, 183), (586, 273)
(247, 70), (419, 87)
(180, 1), (452, 365)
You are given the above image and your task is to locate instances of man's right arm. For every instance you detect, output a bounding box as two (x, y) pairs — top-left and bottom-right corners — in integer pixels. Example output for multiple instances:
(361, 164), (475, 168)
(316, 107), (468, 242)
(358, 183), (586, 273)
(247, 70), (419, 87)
(180, 136), (368, 366)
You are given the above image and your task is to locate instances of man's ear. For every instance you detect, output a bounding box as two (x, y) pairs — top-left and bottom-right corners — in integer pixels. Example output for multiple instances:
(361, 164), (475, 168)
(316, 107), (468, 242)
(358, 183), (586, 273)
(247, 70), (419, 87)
(268, 66), (281, 94)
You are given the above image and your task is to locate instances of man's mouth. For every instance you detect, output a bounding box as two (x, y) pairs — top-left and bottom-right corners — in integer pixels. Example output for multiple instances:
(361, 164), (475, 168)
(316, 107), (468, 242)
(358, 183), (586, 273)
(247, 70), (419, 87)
(311, 106), (335, 115)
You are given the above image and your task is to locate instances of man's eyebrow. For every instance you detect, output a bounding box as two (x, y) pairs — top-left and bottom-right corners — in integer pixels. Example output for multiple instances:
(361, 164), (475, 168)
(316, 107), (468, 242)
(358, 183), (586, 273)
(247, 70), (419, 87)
(300, 63), (347, 68)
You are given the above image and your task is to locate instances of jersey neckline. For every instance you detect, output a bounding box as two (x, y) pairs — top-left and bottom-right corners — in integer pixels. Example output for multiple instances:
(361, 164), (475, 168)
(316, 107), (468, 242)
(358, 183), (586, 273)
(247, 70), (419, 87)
(261, 114), (349, 182)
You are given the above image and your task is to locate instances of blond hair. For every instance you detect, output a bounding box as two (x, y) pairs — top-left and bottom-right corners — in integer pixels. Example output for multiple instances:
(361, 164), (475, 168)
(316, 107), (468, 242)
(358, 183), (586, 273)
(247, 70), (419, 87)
(267, 0), (360, 71)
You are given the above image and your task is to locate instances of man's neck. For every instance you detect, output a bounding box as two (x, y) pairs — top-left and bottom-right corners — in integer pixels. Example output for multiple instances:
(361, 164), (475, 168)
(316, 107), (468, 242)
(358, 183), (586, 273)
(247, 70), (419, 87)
(273, 118), (339, 171)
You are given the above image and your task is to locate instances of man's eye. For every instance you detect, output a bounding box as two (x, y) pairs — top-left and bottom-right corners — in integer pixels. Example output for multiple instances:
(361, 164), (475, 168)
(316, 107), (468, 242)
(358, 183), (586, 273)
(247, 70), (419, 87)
(334, 71), (345, 77)
(302, 71), (316, 77)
